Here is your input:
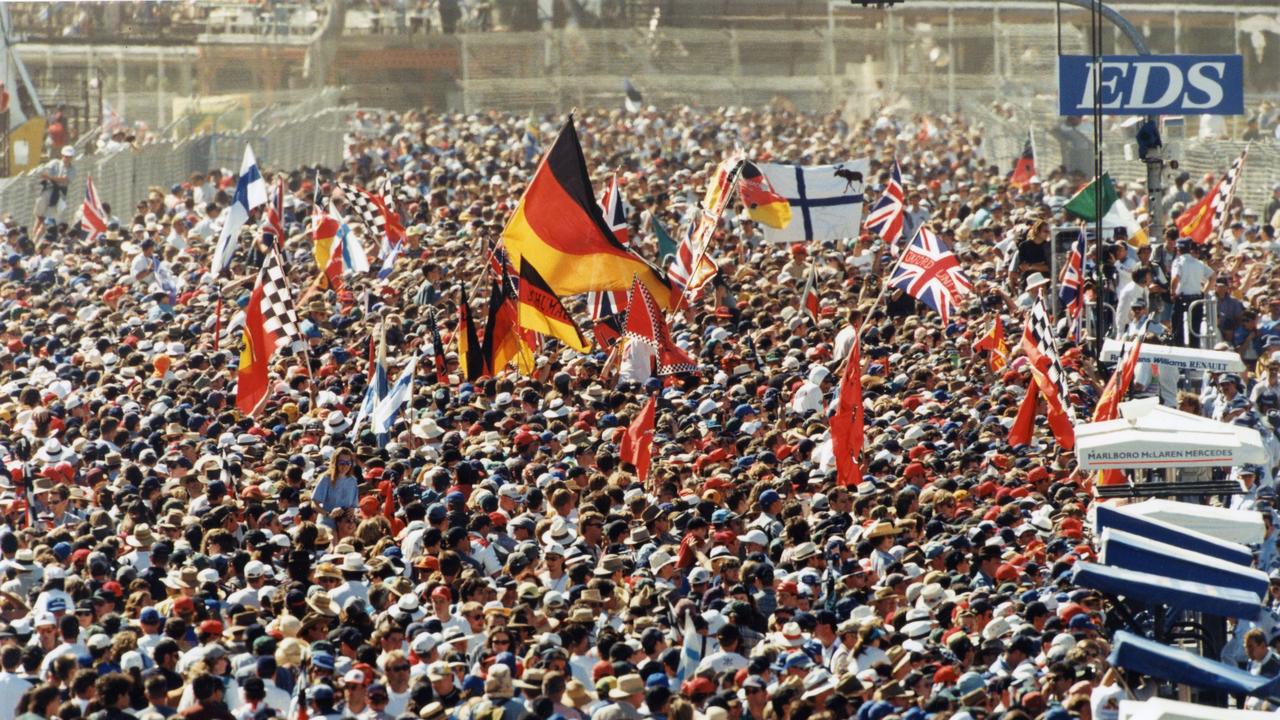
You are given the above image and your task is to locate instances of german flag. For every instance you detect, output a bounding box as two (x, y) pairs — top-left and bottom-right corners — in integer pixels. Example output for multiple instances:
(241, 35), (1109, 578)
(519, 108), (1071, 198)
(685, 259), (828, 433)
(482, 279), (534, 375)
(739, 160), (792, 229)
(502, 116), (674, 309)
(518, 260), (591, 353)
(458, 286), (487, 381)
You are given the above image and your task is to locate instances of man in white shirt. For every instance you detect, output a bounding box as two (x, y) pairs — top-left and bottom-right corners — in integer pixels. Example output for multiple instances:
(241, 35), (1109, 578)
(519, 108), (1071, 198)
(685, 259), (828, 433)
(1170, 238), (1213, 347)
(0, 646), (31, 718)
(790, 365), (831, 416)
(1115, 270), (1153, 340)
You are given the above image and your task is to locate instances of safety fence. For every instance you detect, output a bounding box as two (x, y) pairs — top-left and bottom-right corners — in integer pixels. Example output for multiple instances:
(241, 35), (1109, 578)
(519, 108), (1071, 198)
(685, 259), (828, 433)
(0, 99), (351, 230)
(966, 99), (1280, 217)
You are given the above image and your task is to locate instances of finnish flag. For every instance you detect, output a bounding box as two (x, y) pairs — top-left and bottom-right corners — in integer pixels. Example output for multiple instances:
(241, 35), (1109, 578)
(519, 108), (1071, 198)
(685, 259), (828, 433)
(211, 145), (267, 275)
(758, 159), (869, 244)
(372, 355), (419, 435)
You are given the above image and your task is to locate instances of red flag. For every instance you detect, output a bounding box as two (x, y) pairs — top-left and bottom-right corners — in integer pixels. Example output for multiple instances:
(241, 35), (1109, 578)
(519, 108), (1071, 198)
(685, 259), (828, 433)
(829, 336), (864, 487)
(620, 395), (656, 487)
(265, 176), (286, 245)
(1010, 130), (1037, 188)
(623, 276), (698, 375)
(972, 315), (1009, 371)
(1094, 324), (1146, 486)
(235, 252), (305, 416)
(1008, 384), (1039, 447)
(80, 175), (107, 242)
(800, 265), (820, 323)
(1020, 301), (1076, 450)
(1174, 179), (1223, 244)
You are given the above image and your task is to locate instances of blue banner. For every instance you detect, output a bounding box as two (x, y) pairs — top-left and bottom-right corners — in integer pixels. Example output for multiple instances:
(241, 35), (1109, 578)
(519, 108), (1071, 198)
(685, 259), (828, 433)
(1058, 54), (1244, 116)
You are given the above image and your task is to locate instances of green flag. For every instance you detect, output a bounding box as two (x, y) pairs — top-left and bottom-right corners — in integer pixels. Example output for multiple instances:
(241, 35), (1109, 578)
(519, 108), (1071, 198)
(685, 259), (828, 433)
(653, 216), (677, 264)
(1063, 173), (1119, 222)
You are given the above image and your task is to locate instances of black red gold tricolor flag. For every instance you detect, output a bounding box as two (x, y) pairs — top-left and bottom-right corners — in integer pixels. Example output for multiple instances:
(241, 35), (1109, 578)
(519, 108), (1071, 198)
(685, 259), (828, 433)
(518, 261), (591, 353)
(502, 116), (674, 308)
(483, 280), (535, 374)
(458, 286), (487, 381)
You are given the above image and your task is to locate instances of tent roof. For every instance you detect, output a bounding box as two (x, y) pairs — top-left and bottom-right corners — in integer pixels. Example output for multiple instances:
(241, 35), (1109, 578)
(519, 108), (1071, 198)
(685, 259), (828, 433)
(1092, 504), (1253, 567)
(1100, 528), (1269, 598)
(1074, 399), (1265, 470)
(1109, 630), (1280, 698)
(1121, 498), (1266, 546)
(1072, 561), (1260, 621)
(1119, 697), (1277, 720)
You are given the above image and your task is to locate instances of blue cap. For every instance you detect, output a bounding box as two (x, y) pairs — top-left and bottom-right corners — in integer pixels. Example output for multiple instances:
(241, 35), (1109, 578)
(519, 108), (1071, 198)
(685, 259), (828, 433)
(426, 503), (447, 522)
(139, 608), (162, 624)
(1068, 614), (1098, 631)
(462, 674), (485, 696)
(310, 652), (335, 671)
(733, 404), (758, 418)
(759, 489), (781, 507)
(493, 651), (516, 672)
(52, 543), (72, 561)
(445, 491), (465, 507)
(784, 651), (813, 670)
(48, 597), (66, 612)
(308, 685), (334, 702)
(645, 673), (669, 689)
(711, 509), (733, 525)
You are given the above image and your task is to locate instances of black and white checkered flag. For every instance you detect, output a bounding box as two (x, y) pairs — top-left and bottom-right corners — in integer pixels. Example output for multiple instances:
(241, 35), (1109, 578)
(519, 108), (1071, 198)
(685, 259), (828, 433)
(336, 182), (388, 238)
(1023, 299), (1076, 422)
(257, 250), (307, 355)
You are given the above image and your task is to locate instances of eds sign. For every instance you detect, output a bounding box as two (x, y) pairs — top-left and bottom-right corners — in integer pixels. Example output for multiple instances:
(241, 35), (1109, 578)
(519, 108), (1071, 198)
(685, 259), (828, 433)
(1058, 54), (1244, 116)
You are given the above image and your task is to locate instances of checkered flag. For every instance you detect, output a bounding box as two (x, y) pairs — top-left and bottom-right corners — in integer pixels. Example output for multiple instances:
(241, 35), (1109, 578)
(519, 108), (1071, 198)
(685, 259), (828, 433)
(1022, 299), (1076, 423)
(257, 250), (306, 355)
(335, 182), (405, 249)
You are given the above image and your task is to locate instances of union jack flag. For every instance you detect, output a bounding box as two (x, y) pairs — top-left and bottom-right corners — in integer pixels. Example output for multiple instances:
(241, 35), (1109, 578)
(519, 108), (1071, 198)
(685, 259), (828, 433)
(599, 174), (629, 245)
(264, 175), (286, 247)
(667, 222), (716, 300)
(1059, 229), (1086, 341)
(887, 226), (972, 324)
(80, 175), (108, 242)
(863, 161), (905, 247)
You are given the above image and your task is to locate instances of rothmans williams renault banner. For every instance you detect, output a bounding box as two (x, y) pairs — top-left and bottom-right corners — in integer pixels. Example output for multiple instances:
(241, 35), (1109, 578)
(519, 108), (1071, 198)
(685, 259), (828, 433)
(1058, 54), (1244, 116)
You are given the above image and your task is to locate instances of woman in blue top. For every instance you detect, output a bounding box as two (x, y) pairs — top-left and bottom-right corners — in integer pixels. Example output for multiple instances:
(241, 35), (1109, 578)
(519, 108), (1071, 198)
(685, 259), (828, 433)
(312, 447), (359, 513)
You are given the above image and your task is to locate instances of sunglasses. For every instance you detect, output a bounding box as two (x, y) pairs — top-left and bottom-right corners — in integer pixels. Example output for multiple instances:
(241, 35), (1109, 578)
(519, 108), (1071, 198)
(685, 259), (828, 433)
(337, 460), (353, 467)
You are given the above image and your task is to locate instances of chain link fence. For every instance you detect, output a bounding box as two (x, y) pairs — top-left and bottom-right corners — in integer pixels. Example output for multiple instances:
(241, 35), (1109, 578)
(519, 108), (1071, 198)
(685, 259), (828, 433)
(0, 95), (351, 229)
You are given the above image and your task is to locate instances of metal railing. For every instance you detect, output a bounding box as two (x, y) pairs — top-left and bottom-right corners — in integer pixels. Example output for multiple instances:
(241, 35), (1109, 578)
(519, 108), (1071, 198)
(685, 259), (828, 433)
(0, 95), (351, 230)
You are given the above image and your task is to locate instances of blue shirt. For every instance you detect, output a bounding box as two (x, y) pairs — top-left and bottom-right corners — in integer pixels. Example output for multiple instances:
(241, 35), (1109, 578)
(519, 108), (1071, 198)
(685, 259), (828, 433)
(312, 474), (358, 512)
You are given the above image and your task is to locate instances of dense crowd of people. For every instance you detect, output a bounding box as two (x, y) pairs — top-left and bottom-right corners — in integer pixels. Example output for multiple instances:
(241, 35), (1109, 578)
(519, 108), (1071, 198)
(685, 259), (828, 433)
(2, 104), (1278, 720)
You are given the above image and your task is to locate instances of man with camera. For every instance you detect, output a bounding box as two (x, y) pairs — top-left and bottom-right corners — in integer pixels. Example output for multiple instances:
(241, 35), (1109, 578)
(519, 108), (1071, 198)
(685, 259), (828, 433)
(34, 145), (76, 239)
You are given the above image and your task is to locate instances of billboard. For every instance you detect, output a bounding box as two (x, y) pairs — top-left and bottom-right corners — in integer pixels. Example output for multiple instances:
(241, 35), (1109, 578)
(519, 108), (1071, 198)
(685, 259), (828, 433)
(1058, 55), (1244, 116)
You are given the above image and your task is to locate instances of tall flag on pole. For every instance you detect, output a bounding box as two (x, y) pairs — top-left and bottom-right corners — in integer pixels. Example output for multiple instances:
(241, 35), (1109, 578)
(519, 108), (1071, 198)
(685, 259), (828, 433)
(518, 261), (591, 353)
(425, 311), (448, 384)
(653, 215), (678, 264)
(738, 160), (793, 229)
(458, 286), (487, 381)
(1008, 299), (1076, 449)
(1059, 228), (1086, 341)
(1177, 147), (1248, 244)
(667, 221), (717, 299)
(830, 335), (864, 487)
(501, 116), (674, 308)
(1093, 319), (1148, 486)
(598, 174), (629, 245)
(756, 160), (869, 244)
(311, 205), (341, 286)
(372, 355), (420, 437)
(623, 78), (644, 113)
(619, 394), (656, 487)
(235, 249), (305, 416)
(352, 323), (389, 442)
(1009, 130), (1037, 188)
(212, 145), (267, 275)
(863, 161), (905, 247)
(972, 314), (1009, 371)
(623, 275), (698, 376)
(264, 175), (286, 247)
(80, 175), (107, 242)
(335, 182), (405, 251)
(483, 279), (535, 375)
(1063, 173), (1118, 223)
(887, 227), (972, 324)
(800, 264), (820, 323)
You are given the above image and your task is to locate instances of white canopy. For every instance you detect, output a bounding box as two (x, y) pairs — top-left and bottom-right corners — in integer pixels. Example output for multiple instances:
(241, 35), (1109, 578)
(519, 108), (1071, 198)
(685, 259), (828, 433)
(1100, 340), (1244, 373)
(1120, 697), (1275, 720)
(1075, 398), (1266, 471)
(1119, 498), (1265, 546)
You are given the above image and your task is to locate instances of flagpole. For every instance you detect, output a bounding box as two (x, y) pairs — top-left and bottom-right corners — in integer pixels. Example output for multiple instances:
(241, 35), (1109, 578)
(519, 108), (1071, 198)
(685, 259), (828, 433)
(669, 161), (745, 316)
